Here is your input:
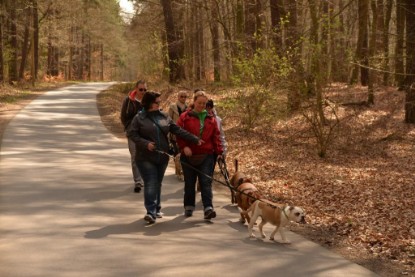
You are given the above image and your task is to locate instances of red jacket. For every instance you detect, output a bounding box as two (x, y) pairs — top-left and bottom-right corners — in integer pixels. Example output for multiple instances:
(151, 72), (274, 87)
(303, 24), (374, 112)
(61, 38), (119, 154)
(176, 110), (223, 155)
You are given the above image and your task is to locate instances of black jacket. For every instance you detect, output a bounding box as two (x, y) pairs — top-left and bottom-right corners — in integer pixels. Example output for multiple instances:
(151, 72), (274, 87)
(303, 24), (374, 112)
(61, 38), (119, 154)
(120, 94), (143, 131)
(128, 110), (199, 164)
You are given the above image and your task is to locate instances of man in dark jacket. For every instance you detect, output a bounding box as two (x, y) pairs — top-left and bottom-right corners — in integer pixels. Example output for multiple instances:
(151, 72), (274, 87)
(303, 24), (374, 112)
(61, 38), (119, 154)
(120, 80), (147, 193)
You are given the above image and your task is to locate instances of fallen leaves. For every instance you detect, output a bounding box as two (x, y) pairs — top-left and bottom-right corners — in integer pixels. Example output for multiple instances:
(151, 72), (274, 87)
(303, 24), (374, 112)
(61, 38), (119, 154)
(223, 85), (415, 274)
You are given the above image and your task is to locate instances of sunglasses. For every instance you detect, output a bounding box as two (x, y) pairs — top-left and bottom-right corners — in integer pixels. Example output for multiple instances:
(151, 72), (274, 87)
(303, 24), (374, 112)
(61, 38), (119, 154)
(138, 88), (147, 92)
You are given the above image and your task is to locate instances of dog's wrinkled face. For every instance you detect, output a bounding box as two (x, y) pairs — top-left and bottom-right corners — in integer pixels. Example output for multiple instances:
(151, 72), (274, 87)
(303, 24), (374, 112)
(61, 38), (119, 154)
(288, 206), (306, 224)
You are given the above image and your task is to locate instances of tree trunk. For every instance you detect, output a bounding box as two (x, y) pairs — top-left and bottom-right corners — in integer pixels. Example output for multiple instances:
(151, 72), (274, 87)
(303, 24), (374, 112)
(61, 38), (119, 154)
(358, 0), (369, 86)
(405, 85), (415, 123)
(8, 1), (18, 83)
(308, 0), (325, 124)
(0, 0), (4, 83)
(270, 0), (284, 50)
(160, 0), (185, 83)
(395, 0), (405, 88)
(286, 0), (301, 112)
(350, 0), (369, 86)
(210, 0), (220, 82)
(32, 0), (39, 81)
(382, 0), (392, 85)
(285, 0), (298, 50)
(86, 37), (91, 81)
(367, 0), (379, 105)
(244, 0), (257, 55)
(403, 0), (415, 88)
(192, 1), (204, 81)
(19, 5), (31, 80)
(68, 26), (74, 80)
(99, 43), (104, 81)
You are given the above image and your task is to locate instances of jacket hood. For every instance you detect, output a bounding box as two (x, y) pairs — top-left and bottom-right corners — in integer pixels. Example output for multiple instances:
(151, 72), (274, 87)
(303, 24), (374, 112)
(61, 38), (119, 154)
(128, 89), (137, 101)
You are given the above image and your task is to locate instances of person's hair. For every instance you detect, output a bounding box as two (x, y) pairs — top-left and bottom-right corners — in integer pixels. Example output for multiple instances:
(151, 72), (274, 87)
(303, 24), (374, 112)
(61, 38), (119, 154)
(142, 91), (161, 110)
(193, 90), (207, 102)
(135, 80), (146, 88)
(194, 88), (204, 93)
(206, 99), (214, 108)
(178, 90), (188, 98)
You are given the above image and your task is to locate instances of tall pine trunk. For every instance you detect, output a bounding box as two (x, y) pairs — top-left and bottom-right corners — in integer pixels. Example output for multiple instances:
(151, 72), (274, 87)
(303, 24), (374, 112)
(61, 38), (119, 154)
(160, 0), (185, 83)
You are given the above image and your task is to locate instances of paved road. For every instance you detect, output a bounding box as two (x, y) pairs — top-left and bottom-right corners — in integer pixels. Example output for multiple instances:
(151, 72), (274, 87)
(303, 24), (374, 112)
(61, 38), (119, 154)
(0, 83), (378, 277)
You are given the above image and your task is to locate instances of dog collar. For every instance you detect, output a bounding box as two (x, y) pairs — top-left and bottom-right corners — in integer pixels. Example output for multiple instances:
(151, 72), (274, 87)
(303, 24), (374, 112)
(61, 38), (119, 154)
(282, 206), (289, 220)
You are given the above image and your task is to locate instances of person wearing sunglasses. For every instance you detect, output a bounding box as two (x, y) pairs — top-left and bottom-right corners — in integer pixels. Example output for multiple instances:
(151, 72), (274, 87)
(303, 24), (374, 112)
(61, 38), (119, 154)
(167, 90), (188, 154)
(120, 80), (147, 193)
(128, 91), (203, 224)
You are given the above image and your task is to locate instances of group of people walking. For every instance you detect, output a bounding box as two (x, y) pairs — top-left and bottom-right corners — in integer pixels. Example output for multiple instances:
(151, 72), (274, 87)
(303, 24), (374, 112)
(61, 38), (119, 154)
(120, 80), (226, 224)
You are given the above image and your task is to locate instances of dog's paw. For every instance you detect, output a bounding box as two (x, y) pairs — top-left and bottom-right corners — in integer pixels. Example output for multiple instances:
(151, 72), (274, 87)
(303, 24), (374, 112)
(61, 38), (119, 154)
(281, 240), (291, 244)
(249, 234), (256, 238)
(261, 234), (266, 239)
(269, 237), (275, 241)
(239, 218), (246, 224)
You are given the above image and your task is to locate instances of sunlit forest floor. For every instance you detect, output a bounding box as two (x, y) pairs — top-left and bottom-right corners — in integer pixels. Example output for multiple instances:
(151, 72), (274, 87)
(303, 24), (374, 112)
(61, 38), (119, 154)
(1, 82), (414, 276)
(97, 83), (415, 276)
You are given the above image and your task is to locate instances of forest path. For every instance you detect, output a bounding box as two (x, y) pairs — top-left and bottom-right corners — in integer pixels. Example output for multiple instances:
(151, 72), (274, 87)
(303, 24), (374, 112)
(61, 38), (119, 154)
(0, 83), (377, 277)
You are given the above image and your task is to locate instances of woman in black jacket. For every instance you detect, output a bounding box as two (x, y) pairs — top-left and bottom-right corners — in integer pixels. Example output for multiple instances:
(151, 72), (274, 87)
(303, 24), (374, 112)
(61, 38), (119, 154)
(128, 91), (202, 224)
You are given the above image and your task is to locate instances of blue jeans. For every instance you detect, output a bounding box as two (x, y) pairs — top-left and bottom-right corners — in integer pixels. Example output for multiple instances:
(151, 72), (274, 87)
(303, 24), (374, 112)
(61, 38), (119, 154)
(137, 160), (168, 218)
(181, 154), (215, 211)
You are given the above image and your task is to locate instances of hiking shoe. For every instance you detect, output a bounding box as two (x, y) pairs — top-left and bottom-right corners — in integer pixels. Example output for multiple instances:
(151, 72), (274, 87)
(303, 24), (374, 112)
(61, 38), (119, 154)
(204, 209), (216, 220)
(156, 212), (164, 218)
(144, 214), (156, 224)
(184, 210), (193, 217)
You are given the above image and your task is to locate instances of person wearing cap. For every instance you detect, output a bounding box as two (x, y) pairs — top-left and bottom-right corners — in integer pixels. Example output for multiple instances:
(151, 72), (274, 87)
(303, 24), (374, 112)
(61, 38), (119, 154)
(120, 80), (147, 193)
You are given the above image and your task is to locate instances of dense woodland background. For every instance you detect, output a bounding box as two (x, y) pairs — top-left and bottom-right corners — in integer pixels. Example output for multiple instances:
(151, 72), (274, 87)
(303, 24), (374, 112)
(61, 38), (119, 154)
(2, 0), (415, 152)
(1, 0), (415, 114)
(2, 1), (415, 274)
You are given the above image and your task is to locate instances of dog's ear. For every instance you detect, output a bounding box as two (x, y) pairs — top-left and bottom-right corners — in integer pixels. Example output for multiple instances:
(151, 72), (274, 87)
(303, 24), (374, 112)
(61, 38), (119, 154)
(288, 206), (294, 211)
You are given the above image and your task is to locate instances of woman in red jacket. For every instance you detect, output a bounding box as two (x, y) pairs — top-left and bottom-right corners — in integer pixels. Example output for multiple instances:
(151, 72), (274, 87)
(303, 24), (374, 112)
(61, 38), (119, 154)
(176, 90), (223, 220)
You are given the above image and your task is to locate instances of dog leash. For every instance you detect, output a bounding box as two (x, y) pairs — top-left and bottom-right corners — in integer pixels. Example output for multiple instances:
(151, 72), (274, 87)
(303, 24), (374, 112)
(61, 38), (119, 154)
(155, 149), (283, 209)
(217, 158), (232, 187)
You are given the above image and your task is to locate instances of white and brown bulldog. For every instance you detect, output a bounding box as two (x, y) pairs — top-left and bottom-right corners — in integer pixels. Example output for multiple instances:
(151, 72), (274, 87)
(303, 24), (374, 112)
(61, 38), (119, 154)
(244, 200), (306, 243)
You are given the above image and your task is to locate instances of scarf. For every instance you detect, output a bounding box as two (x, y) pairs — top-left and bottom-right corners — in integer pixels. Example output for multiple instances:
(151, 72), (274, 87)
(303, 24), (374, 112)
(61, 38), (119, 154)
(195, 110), (207, 136)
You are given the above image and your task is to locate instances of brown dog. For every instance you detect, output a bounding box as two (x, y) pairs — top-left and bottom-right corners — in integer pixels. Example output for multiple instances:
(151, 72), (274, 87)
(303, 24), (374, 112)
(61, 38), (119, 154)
(229, 159), (251, 204)
(235, 182), (263, 224)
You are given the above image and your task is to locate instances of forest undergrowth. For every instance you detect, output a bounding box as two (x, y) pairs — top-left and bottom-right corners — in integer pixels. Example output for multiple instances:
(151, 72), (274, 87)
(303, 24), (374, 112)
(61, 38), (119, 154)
(216, 84), (415, 276)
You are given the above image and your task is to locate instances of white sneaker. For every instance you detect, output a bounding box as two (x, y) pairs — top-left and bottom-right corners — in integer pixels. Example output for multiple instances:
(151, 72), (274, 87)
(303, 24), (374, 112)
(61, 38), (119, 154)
(156, 212), (164, 218)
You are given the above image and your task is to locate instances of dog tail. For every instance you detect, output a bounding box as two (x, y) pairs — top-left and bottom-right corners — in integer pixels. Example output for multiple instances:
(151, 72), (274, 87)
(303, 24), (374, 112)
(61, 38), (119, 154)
(234, 159), (238, 172)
